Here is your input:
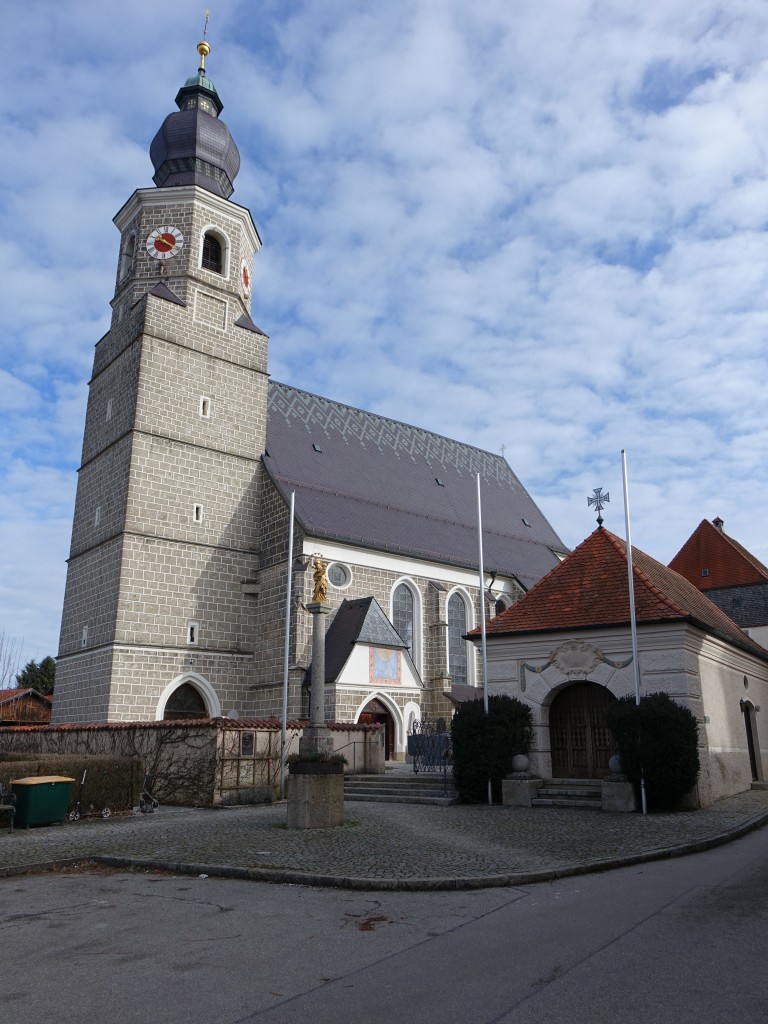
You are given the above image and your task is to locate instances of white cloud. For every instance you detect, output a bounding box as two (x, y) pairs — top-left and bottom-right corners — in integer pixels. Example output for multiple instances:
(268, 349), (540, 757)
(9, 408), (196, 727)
(4, 0), (768, 663)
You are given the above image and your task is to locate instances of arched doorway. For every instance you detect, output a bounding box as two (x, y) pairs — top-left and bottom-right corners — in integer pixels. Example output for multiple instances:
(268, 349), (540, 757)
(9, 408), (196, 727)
(549, 682), (616, 779)
(358, 698), (395, 760)
(163, 682), (209, 721)
(741, 699), (761, 781)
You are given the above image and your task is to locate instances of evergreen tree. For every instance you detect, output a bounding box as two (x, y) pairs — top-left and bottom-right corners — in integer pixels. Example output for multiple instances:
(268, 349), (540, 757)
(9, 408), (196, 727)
(15, 656), (56, 696)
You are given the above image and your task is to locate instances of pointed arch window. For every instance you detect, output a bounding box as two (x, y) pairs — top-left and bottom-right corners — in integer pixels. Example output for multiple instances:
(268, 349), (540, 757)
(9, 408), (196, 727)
(202, 232), (223, 273)
(448, 592), (469, 685)
(164, 682), (208, 721)
(393, 583), (414, 654)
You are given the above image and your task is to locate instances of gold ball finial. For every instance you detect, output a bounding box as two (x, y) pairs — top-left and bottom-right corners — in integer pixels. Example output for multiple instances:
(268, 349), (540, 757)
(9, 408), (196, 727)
(197, 40), (211, 71)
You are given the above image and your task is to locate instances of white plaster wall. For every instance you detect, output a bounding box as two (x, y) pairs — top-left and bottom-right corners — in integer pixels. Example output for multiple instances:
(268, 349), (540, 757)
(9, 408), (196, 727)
(336, 645), (422, 690)
(481, 623), (768, 805)
(696, 635), (768, 802)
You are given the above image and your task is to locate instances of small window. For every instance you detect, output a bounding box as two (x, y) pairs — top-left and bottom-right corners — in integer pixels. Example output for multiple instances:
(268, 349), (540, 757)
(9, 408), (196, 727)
(187, 621), (199, 645)
(494, 597), (508, 616)
(202, 232), (223, 273)
(119, 234), (136, 281)
(94, 506), (101, 527)
(106, 398), (113, 422)
(193, 504), (204, 524)
(328, 563), (351, 588)
(701, 568), (710, 577)
(81, 625), (89, 648)
(241, 732), (255, 757)
(199, 396), (211, 418)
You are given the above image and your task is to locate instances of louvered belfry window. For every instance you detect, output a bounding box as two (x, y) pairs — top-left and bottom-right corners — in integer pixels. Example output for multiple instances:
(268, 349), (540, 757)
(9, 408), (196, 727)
(202, 232), (223, 273)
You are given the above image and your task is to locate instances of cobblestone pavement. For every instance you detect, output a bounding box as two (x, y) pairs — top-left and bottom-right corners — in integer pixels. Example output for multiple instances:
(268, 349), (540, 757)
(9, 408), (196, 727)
(2, 787), (768, 890)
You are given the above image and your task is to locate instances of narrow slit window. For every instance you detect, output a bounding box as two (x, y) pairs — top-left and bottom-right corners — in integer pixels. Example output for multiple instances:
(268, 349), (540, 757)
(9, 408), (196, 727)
(187, 621), (199, 645)
(94, 506), (101, 527)
(199, 396), (211, 418)
(81, 625), (89, 648)
(193, 504), (204, 524)
(106, 398), (113, 422)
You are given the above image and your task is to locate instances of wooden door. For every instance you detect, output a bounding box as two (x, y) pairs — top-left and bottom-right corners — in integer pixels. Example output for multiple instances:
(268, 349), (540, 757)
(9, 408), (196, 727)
(549, 683), (615, 779)
(359, 700), (395, 759)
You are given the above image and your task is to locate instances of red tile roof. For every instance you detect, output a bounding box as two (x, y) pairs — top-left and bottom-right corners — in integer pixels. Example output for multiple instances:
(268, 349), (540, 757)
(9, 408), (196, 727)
(0, 688), (53, 705)
(474, 526), (767, 659)
(669, 518), (768, 591)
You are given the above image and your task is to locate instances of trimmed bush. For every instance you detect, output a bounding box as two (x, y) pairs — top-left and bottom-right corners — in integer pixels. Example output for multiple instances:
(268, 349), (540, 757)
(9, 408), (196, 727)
(451, 695), (533, 803)
(606, 692), (700, 811)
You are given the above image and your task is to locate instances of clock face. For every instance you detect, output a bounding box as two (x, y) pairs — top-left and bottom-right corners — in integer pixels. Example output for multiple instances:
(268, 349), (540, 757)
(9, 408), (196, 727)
(240, 257), (252, 298)
(146, 226), (184, 261)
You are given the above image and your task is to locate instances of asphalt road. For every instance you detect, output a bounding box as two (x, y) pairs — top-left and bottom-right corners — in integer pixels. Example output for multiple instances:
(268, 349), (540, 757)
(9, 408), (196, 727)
(2, 826), (767, 1024)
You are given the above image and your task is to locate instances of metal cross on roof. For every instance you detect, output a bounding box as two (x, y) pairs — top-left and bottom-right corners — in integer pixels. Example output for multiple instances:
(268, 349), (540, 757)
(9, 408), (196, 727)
(588, 487), (609, 527)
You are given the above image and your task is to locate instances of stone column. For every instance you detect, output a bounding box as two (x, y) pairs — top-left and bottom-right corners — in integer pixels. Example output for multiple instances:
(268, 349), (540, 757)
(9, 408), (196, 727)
(299, 600), (334, 757)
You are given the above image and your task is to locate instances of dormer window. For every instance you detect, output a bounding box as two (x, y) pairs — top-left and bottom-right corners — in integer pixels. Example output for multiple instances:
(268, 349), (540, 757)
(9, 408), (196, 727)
(202, 232), (223, 273)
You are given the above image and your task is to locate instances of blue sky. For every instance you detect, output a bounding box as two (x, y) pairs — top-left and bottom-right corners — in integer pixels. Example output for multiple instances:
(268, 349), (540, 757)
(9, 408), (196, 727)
(4, 0), (768, 672)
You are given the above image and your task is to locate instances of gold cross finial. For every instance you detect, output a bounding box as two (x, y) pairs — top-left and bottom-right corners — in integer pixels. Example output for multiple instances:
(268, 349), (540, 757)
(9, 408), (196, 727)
(197, 9), (211, 70)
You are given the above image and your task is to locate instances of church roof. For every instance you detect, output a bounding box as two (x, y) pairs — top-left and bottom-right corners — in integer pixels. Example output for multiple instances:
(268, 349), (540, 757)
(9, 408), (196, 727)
(324, 597), (412, 683)
(264, 382), (567, 586)
(668, 518), (768, 591)
(475, 526), (768, 659)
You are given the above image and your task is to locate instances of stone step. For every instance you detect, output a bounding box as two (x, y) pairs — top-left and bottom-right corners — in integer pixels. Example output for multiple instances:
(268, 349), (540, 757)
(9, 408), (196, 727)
(344, 793), (458, 806)
(344, 774), (458, 805)
(537, 786), (601, 799)
(545, 778), (602, 787)
(344, 783), (452, 796)
(531, 797), (602, 809)
(530, 777), (602, 811)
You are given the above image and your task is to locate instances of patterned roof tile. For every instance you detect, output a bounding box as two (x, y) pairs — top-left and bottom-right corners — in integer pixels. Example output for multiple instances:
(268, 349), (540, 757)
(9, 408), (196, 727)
(476, 526), (768, 660)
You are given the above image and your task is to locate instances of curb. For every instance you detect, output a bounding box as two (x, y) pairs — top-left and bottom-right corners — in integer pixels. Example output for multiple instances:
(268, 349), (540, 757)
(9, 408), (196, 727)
(71, 804), (768, 891)
(4, 805), (768, 891)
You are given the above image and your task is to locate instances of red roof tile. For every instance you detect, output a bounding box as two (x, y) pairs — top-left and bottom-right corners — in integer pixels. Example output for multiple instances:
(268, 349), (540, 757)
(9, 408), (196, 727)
(669, 518), (768, 591)
(475, 526), (767, 658)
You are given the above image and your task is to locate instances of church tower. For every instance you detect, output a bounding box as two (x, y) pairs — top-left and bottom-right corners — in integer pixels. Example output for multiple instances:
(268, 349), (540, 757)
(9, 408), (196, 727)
(55, 41), (266, 723)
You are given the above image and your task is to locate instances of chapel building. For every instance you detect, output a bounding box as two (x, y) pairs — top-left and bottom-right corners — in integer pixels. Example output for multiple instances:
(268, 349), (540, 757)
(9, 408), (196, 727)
(53, 43), (568, 758)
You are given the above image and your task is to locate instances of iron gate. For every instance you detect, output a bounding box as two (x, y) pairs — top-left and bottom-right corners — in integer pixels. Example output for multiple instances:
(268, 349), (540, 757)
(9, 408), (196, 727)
(407, 716), (452, 775)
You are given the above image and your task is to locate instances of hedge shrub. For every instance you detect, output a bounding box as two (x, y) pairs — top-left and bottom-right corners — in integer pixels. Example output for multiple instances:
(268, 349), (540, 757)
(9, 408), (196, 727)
(0, 755), (143, 815)
(606, 692), (700, 811)
(451, 695), (533, 803)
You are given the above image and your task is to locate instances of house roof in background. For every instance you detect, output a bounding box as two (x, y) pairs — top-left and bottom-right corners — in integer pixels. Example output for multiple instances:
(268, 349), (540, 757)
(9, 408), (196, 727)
(0, 688), (52, 705)
(264, 382), (567, 587)
(475, 526), (768, 660)
(669, 518), (768, 591)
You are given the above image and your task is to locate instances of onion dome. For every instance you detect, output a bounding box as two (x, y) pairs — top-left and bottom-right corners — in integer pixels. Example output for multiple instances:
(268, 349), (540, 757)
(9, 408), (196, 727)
(150, 41), (240, 199)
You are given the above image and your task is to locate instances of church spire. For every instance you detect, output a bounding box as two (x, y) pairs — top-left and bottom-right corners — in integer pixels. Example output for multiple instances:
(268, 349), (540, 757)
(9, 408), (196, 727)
(149, 36), (241, 199)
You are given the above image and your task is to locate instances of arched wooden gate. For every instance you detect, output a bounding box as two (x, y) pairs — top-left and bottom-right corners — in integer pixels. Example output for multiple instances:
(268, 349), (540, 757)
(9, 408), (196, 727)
(549, 682), (615, 779)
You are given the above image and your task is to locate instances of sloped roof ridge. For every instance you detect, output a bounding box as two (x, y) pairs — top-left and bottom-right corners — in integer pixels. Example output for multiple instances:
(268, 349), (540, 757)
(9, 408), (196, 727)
(712, 520), (768, 579)
(269, 380), (521, 485)
(602, 529), (690, 617)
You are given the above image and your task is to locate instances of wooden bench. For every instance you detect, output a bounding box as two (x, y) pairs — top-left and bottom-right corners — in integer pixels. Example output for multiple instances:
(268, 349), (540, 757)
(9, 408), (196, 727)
(0, 785), (16, 832)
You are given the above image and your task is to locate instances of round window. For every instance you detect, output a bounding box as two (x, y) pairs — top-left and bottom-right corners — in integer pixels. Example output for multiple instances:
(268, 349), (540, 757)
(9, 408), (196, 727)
(328, 563), (351, 588)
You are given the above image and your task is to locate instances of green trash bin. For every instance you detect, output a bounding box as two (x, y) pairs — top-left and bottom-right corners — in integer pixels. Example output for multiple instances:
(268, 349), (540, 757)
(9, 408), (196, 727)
(11, 776), (75, 828)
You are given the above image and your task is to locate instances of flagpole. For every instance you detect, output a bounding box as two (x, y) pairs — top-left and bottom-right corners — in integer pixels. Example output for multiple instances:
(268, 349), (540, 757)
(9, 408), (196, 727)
(477, 473), (492, 805)
(279, 490), (296, 800)
(621, 451), (647, 815)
